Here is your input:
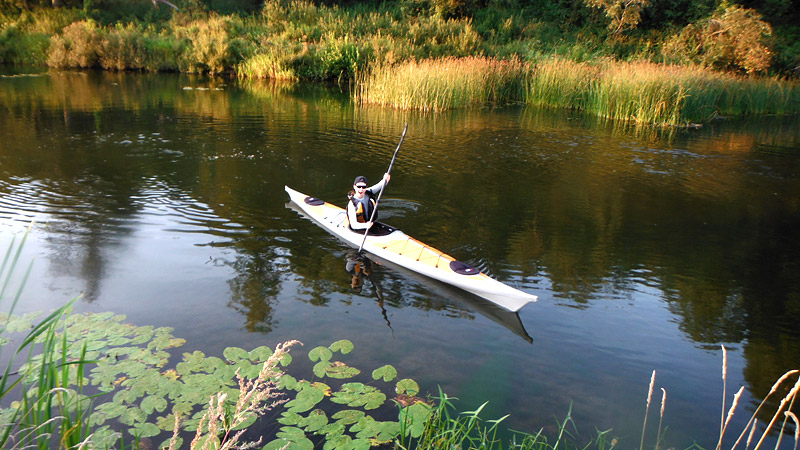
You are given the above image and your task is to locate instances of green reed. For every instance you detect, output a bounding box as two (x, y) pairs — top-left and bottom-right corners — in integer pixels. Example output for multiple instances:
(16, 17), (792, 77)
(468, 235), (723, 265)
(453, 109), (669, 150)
(1, 231), (96, 450)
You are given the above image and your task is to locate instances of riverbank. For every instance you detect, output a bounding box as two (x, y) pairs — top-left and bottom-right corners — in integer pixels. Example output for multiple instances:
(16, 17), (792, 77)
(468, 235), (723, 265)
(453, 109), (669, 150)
(1, 0), (799, 124)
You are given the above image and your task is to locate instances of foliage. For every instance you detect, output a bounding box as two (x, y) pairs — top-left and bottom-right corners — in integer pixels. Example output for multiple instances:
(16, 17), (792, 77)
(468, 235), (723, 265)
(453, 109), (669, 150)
(583, 0), (649, 36)
(0, 301), (438, 450)
(661, 4), (774, 74)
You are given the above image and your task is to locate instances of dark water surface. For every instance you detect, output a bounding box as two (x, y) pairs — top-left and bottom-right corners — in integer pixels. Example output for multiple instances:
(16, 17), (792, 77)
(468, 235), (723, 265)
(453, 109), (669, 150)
(2, 70), (799, 448)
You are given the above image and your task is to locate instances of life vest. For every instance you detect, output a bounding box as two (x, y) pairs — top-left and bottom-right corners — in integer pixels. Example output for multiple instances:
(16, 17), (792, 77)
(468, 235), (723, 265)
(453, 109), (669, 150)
(350, 193), (377, 224)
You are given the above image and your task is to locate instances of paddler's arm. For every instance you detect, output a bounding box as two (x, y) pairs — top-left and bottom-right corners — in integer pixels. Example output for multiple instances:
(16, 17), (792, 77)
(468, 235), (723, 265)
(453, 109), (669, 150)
(367, 173), (391, 195)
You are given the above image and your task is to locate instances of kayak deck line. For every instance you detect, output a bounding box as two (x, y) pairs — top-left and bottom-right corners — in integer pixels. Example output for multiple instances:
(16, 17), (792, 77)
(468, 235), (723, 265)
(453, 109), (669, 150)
(285, 185), (537, 312)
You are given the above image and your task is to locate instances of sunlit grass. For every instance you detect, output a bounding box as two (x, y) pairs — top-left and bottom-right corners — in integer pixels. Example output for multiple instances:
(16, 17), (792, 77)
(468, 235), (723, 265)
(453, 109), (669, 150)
(357, 56), (530, 111)
(358, 55), (800, 125)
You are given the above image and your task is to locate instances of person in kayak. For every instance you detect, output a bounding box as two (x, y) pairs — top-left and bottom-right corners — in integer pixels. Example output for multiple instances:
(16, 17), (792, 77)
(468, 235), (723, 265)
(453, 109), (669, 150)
(347, 173), (390, 234)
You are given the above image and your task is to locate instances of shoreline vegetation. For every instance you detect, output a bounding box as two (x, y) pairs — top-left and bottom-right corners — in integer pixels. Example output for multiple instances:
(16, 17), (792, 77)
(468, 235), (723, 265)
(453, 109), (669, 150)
(1, 0), (800, 125)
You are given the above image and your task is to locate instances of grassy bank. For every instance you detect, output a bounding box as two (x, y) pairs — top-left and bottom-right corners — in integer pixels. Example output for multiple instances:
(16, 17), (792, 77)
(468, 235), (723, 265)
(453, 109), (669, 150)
(1, 0), (799, 124)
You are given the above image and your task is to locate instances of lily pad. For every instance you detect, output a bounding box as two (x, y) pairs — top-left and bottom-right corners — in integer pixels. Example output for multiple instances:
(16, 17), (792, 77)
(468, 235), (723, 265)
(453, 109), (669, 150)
(285, 384), (326, 413)
(329, 340), (354, 355)
(223, 346), (250, 362)
(309, 346), (333, 362)
(249, 345), (274, 361)
(395, 379), (419, 396)
(371, 365), (397, 382)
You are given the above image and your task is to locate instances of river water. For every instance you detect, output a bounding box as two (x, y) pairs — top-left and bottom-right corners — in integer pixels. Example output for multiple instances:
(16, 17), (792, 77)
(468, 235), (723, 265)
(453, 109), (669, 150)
(1, 69), (799, 449)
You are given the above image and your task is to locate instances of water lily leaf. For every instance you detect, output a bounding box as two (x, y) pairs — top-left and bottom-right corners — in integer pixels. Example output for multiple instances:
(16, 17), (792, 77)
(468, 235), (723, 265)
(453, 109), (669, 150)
(249, 345), (273, 361)
(119, 406), (147, 426)
(371, 365), (397, 382)
(331, 409), (365, 425)
(160, 436), (183, 450)
(398, 402), (432, 438)
(89, 425), (119, 450)
(331, 383), (385, 410)
(280, 353), (293, 367)
(326, 362), (360, 379)
(285, 384), (325, 413)
(223, 346), (249, 362)
(201, 356), (226, 373)
(278, 411), (303, 426)
(264, 436), (313, 450)
(312, 382), (332, 396)
(313, 361), (331, 378)
(351, 439), (371, 450)
(233, 411), (258, 430)
(236, 360), (261, 379)
(157, 414), (178, 431)
(140, 395), (167, 415)
(279, 374), (298, 390)
(96, 401), (127, 420)
(395, 379), (419, 396)
(329, 340), (353, 355)
(318, 421), (346, 438)
(323, 433), (352, 450)
(183, 350), (207, 365)
(193, 434), (220, 450)
(129, 422), (161, 438)
(276, 426), (306, 440)
(299, 409), (328, 432)
(309, 346), (333, 362)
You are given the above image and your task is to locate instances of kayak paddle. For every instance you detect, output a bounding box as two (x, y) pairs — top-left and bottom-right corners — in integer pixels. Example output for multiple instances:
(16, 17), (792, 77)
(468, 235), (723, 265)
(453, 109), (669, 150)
(358, 123), (408, 253)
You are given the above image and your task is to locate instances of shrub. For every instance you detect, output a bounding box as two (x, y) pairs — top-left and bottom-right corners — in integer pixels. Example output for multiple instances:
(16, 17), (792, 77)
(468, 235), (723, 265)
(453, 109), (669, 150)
(661, 4), (774, 74)
(46, 19), (103, 68)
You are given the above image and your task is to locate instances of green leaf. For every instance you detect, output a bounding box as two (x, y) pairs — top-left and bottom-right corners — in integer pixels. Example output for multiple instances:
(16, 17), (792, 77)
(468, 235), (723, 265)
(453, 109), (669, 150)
(395, 379), (419, 396)
(371, 365), (397, 382)
(332, 409), (365, 425)
(329, 340), (354, 354)
(285, 384), (325, 413)
(399, 402), (432, 438)
(223, 346), (250, 362)
(299, 409), (328, 432)
(129, 422), (161, 438)
(249, 345), (273, 361)
(278, 411), (303, 426)
(309, 346), (333, 362)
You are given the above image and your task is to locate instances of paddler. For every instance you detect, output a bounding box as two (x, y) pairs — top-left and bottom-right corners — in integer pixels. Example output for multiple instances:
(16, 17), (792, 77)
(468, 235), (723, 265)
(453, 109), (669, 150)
(347, 173), (391, 234)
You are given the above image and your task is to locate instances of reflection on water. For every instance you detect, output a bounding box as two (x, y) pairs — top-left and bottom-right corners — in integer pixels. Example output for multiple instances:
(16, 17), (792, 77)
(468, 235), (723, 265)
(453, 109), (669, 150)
(1, 70), (799, 448)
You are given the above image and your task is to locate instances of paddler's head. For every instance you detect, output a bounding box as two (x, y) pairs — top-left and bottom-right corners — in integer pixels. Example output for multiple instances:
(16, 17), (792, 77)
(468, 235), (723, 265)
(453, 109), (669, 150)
(353, 176), (368, 198)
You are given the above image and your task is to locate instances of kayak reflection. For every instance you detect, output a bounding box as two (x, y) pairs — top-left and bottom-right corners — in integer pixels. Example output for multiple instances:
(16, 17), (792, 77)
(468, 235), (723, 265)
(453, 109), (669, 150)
(345, 250), (393, 333)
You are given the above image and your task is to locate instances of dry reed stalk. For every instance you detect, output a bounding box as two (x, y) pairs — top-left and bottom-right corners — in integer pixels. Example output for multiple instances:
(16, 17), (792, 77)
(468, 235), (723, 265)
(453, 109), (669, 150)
(721, 345), (728, 446)
(730, 370), (799, 450)
(655, 388), (666, 450)
(783, 411), (799, 450)
(640, 370), (656, 450)
(168, 340), (301, 450)
(752, 376), (800, 450)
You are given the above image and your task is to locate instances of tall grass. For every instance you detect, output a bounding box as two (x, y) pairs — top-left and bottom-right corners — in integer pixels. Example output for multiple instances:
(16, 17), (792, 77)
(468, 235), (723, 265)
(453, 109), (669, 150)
(0, 230), (95, 450)
(357, 56), (530, 111)
(641, 347), (799, 450)
(358, 55), (800, 124)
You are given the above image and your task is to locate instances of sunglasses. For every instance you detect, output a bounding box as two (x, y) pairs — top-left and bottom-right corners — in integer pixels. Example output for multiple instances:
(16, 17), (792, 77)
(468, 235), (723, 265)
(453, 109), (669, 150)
(355, 185), (367, 189)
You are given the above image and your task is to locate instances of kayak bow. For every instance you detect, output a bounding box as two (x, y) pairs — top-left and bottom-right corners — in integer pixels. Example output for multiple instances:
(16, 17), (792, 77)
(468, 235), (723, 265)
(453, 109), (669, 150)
(285, 186), (537, 312)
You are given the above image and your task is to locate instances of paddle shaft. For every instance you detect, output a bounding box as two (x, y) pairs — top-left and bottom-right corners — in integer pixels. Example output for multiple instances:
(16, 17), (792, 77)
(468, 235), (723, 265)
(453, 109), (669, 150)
(358, 123), (408, 253)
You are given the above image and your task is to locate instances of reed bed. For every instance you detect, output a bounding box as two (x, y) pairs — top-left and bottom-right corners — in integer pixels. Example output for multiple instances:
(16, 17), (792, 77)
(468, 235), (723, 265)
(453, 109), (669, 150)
(356, 56), (530, 111)
(358, 55), (800, 125)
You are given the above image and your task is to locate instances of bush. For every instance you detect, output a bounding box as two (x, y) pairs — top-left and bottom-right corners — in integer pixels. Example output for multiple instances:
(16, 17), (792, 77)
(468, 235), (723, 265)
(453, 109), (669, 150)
(661, 4), (774, 74)
(47, 19), (103, 68)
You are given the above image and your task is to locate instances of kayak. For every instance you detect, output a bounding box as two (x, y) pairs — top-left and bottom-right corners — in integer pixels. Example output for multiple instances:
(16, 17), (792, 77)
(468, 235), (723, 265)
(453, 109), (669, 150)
(285, 186), (538, 312)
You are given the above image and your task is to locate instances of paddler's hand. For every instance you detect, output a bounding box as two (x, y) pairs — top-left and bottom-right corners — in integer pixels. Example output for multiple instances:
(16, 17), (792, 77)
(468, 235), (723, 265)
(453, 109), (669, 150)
(366, 221), (374, 229)
(383, 173), (391, 183)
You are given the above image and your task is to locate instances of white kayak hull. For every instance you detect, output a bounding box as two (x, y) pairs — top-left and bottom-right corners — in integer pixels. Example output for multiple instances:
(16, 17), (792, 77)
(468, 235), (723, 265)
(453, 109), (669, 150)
(285, 186), (537, 312)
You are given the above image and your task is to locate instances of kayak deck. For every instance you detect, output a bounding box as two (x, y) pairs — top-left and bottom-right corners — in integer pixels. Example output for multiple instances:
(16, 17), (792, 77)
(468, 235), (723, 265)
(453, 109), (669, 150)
(285, 186), (537, 312)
